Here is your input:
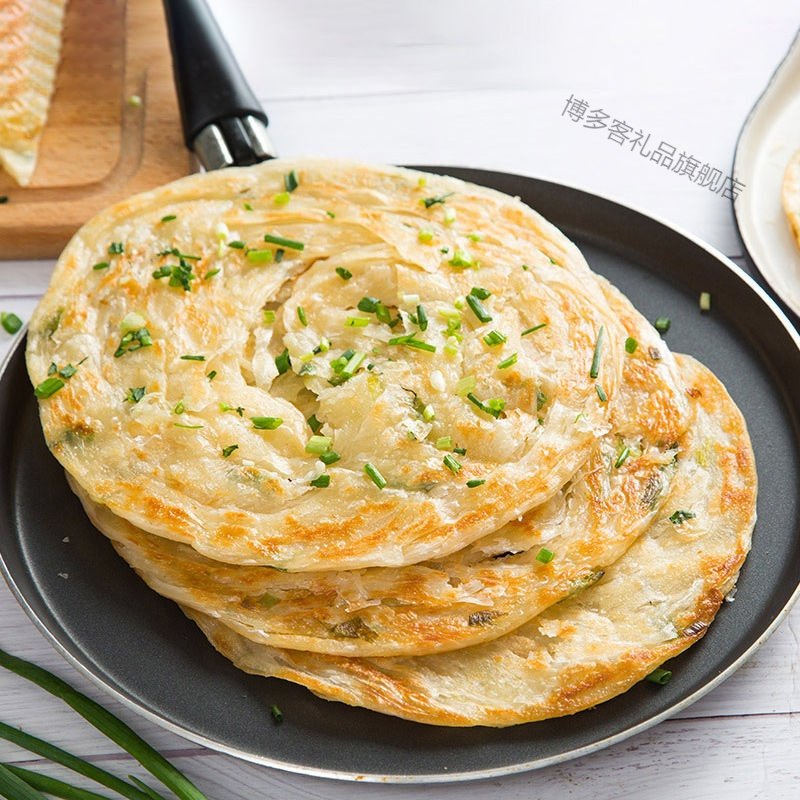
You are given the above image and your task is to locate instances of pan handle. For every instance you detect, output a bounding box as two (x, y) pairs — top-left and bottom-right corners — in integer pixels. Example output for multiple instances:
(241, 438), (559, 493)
(162, 0), (277, 168)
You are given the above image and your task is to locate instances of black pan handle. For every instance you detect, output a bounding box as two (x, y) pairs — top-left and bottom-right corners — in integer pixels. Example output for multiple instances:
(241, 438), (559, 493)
(162, 0), (277, 168)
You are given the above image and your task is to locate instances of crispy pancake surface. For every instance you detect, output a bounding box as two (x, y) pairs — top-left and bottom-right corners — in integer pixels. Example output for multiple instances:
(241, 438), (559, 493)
(28, 159), (628, 570)
(186, 355), (757, 725)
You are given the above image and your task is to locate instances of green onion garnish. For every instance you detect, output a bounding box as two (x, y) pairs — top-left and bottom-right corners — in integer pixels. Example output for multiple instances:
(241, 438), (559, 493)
(271, 705), (284, 723)
(357, 296), (379, 313)
(227, 240), (246, 249)
(92, 261), (110, 271)
(364, 462), (387, 489)
(222, 444), (239, 458)
(114, 326), (152, 358)
(0, 648), (209, 800)
(699, 291), (712, 311)
(310, 474), (330, 488)
(108, 242), (124, 255)
(1, 312), (22, 334)
(263, 309), (276, 324)
(436, 436), (454, 450)
(335, 267), (352, 280)
(443, 454), (462, 474)
(275, 348), (291, 375)
(204, 268), (220, 279)
(124, 386), (145, 404)
(654, 317), (671, 334)
(535, 547), (554, 563)
(455, 375), (476, 396)
(448, 250), (474, 269)
(422, 192), (454, 208)
(344, 316), (369, 328)
(589, 326), (604, 379)
(469, 286), (491, 300)
(206, 370), (217, 381)
(466, 294), (492, 323)
(179, 354), (205, 361)
(595, 383), (607, 403)
(307, 414), (323, 434)
(466, 392), (504, 419)
(422, 404), (435, 421)
(306, 435), (333, 454)
(0, 196), (8, 204)
(243, 202), (254, 211)
(34, 377), (64, 398)
(341, 351), (367, 377)
(326, 210), (336, 218)
(161, 214), (177, 222)
(173, 401), (186, 415)
(173, 422), (203, 429)
(319, 450), (341, 465)
(246, 248), (274, 264)
(521, 322), (547, 336)
(1, 762), (124, 800)
(614, 446), (631, 468)
(251, 417), (283, 430)
(625, 336), (638, 354)
(646, 668), (672, 685)
(418, 229), (434, 244)
(274, 248), (285, 263)
(497, 353), (518, 369)
(466, 479), (486, 488)
(669, 510), (696, 525)
(263, 233), (305, 251)
(416, 304), (428, 331)
(152, 262), (196, 291)
(284, 170), (299, 192)
(297, 306), (308, 327)
(387, 335), (436, 353)
(483, 330), (506, 346)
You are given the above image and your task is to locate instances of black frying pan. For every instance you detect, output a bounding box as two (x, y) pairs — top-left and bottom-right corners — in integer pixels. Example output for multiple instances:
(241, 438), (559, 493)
(0, 0), (799, 784)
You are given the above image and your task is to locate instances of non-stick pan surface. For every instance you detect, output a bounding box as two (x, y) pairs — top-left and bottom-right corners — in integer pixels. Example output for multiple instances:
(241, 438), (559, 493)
(1, 168), (799, 783)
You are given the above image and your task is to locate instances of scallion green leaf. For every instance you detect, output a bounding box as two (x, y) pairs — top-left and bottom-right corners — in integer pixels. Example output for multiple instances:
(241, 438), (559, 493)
(521, 322), (547, 337)
(466, 478), (485, 488)
(535, 547), (554, 563)
(443, 454), (462, 474)
(251, 417), (283, 430)
(590, 326), (605, 379)
(246, 248), (273, 264)
(595, 383), (607, 403)
(284, 170), (299, 192)
(34, 377), (64, 398)
(335, 267), (352, 280)
(497, 353), (518, 369)
(222, 444), (239, 458)
(466, 294), (492, 323)
(263, 233), (305, 251)
(654, 317), (671, 335)
(307, 414), (323, 434)
(310, 474), (330, 488)
(625, 336), (638, 354)
(364, 462), (387, 489)
(614, 446), (631, 468)
(297, 306), (308, 327)
(482, 330), (506, 346)
(305, 435), (333, 454)
(1, 312), (22, 334)
(319, 450), (341, 465)
(646, 668), (672, 685)
(275, 348), (291, 375)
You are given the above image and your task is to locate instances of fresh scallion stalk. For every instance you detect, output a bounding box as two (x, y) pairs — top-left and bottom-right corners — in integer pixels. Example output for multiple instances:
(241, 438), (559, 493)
(3, 763), (119, 800)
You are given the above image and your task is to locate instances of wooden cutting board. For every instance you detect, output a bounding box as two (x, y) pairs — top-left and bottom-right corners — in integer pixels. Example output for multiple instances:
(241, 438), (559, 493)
(0, 0), (193, 259)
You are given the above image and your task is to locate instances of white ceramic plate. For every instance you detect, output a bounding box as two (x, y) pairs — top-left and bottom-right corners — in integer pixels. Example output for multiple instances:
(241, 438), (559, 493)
(734, 31), (800, 318)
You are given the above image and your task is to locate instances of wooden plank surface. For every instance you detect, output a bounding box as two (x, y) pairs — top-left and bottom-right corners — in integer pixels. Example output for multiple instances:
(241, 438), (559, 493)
(0, 1), (799, 798)
(0, 0), (192, 259)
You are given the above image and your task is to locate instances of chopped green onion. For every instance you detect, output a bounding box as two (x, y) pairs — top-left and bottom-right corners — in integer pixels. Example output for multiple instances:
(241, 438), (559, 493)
(418, 229), (434, 244)
(646, 668), (672, 685)
(595, 383), (607, 403)
(455, 375), (476, 396)
(699, 291), (712, 312)
(92, 261), (110, 271)
(669, 510), (696, 525)
(204, 268), (220, 280)
(219, 402), (244, 416)
(114, 326), (152, 358)
(326, 210), (336, 219)
(345, 316), (370, 328)
(497, 353), (518, 369)
(0, 648), (209, 800)
(483, 330), (506, 346)
(180, 354), (205, 361)
(263, 309), (276, 324)
(357, 296), (379, 313)
(251, 417), (283, 430)
(310, 474), (330, 488)
(466, 294), (492, 323)
(275, 348), (291, 375)
(625, 336), (638, 354)
(173, 422), (203, 429)
(314, 337), (331, 354)
(468, 232), (483, 242)
(536, 390), (547, 411)
(34, 377), (64, 398)
(173, 401), (186, 415)
(536, 547), (554, 563)
(1, 762), (121, 800)
(0, 196), (8, 204)
(227, 240), (246, 249)
(341, 351), (367, 377)
(263, 233), (305, 251)
(206, 370), (217, 381)
(160, 214), (177, 222)
(1, 312), (22, 334)
(436, 436), (454, 450)
(614, 446), (631, 468)
(297, 306), (308, 327)
(319, 450), (341, 465)
(271, 705), (284, 723)
(243, 202), (254, 211)
(469, 286), (491, 300)
(466, 392), (504, 419)
(284, 170), (299, 192)
(364, 462), (387, 489)
(124, 386), (145, 404)
(387, 335), (436, 353)
(222, 444), (239, 458)
(246, 248), (273, 264)
(335, 267), (352, 280)
(306, 435), (333, 454)
(422, 192), (453, 208)
(654, 317), (671, 335)
(521, 322), (547, 336)
(274, 248), (285, 263)
(589, 326), (605, 379)
(422, 404), (435, 421)
(448, 249), (474, 269)
(466, 479), (486, 488)
(416, 304), (428, 331)
(307, 414), (323, 434)
(273, 192), (291, 207)
(443, 454), (462, 474)
(108, 242), (124, 255)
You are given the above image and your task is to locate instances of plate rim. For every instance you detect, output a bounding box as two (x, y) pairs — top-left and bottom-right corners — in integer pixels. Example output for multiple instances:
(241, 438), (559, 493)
(2, 168), (800, 784)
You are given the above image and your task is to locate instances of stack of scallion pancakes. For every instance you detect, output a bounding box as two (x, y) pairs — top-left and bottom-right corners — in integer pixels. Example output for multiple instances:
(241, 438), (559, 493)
(26, 160), (757, 727)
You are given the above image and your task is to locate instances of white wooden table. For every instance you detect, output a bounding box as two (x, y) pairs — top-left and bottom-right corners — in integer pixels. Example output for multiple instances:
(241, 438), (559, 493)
(1, 2), (799, 797)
